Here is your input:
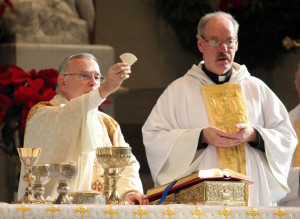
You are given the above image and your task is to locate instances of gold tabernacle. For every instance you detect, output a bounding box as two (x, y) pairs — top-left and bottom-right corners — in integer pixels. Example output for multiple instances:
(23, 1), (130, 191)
(149, 181), (246, 206)
(146, 168), (250, 206)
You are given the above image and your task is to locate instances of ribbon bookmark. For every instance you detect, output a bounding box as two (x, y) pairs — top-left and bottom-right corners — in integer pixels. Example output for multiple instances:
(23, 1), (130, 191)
(156, 180), (177, 205)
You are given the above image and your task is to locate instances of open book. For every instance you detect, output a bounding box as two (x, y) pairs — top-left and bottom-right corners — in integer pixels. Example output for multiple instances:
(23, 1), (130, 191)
(146, 168), (253, 200)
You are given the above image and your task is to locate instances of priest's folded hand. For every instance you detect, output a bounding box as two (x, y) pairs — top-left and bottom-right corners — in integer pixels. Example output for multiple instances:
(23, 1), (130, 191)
(230, 123), (258, 143)
(202, 127), (241, 147)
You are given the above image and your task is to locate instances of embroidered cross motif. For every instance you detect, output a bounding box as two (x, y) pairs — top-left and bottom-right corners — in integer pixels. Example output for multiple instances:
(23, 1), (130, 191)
(75, 206), (90, 219)
(104, 205), (119, 219)
(191, 206), (205, 219)
(134, 206), (148, 219)
(46, 205), (60, 219)
(163, 206), (176, 219)
(16, 204), (31, 219)
(246, 207), (260, 219)
(219, 206), (232, 219)
(273, 207), (287, 219)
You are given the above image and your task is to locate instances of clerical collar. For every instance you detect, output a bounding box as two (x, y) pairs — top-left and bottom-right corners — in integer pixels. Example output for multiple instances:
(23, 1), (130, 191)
(202, 64), (232, 84)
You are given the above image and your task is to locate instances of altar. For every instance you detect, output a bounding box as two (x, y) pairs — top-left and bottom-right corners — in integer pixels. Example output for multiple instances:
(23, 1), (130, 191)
(0, 203), (299, 219)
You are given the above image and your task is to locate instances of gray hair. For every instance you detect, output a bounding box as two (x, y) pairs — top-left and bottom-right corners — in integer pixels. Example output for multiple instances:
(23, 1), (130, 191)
(58, 53), (98, 76)
(56, 53), (98, 92)
(196, 11), (239, 37)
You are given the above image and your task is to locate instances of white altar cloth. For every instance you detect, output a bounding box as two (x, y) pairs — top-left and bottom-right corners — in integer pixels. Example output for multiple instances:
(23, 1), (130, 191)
(0, 203), (299, 219)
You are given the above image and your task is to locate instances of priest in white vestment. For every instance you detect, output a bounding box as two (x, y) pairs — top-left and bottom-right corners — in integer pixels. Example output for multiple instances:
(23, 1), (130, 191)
(142, 12), (297, 206)
(279, 63), (300, 206)
(18, 53), (148, 205)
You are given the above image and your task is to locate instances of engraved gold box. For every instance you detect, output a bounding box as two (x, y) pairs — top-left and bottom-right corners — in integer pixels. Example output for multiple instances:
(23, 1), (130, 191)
(150, 181), (246, 206)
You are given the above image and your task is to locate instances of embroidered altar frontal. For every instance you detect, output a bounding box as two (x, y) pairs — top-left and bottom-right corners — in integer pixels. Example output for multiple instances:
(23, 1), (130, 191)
(150, 181), (246, 206)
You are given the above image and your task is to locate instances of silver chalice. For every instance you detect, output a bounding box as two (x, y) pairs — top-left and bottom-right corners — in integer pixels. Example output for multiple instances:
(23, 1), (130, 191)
(17, 147), (41, 203)
(32, 164), (52, 202)
(96, 146), (132, 205)
(51, 162), (78, 204)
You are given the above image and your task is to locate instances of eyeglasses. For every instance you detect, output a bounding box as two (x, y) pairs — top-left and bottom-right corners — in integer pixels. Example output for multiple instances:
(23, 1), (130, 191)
(63, 73), (104, 84)
(201, 35), (237, 48)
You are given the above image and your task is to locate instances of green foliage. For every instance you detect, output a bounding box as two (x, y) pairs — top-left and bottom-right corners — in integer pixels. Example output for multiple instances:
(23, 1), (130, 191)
(156, 0), (300, 70)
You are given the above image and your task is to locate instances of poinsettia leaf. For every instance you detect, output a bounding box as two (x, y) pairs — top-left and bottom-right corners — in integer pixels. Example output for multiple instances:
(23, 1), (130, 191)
(4, 0), (14, 10)
(14, 86), (40, 105)
(37, 69), (58, 90)
(27, 69), (37, 79)
(20, 107), (30, 133)
(0, 71), (12, 85)
(27, 78), (44, 92)
(0, 5), (5, 14)
(40, 88), (56, 101)
(0, 93), (13, 124)
(11, 66), (27, 84)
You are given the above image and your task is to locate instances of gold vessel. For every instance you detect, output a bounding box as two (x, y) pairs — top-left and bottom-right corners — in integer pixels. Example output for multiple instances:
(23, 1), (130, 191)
(96, 146), (131, 205)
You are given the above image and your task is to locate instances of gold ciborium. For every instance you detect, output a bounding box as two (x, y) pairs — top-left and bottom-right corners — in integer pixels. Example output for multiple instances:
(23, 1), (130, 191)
(96, 146), (131, 205)
(17, 147), (41, 203)
(51, 162), (78, 204)
(32, 164), (51, 202)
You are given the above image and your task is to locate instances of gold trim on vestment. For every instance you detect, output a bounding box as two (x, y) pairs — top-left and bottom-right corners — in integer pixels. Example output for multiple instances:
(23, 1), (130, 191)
(201, 84), (250, 204)
(201, 84), (249, 175)
(292, 120), (300, 167)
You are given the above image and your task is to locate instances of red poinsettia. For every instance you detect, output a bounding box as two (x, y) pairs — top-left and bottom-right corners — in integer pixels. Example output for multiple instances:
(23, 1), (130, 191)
(0, 64), (111, 156)
(0, 0), (14, 14)
(0, 65), (58, 133)
(0, 65), (57, 156)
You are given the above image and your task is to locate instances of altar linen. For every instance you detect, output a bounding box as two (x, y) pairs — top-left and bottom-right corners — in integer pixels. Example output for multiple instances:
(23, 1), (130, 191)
(18, 88), (143, 200)
(142, 62), (297, 206)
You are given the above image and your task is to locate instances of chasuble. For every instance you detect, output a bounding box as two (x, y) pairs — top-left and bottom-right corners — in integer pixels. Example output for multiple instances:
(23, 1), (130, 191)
(142, 61), (297, 206)
(18, 89), (143, 200)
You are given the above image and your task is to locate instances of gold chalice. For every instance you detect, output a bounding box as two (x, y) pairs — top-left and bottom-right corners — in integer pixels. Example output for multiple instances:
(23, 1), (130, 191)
(32, 164), (51, 202)
(96, 146), (132, 204)
(17, 147), (41, 203)
(51, 162), (78, 204)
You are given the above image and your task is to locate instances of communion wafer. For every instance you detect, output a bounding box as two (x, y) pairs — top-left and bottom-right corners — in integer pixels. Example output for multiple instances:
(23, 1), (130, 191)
(120, 53), (138, 66)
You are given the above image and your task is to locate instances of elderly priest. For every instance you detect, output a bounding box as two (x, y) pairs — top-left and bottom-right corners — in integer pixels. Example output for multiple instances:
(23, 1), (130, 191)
(18, 53), (148, 205)
(142, 12), (297, 206)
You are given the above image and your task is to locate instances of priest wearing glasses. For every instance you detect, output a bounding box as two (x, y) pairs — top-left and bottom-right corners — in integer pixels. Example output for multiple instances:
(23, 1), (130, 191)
(142, 11), (297, 206)
(18, 53), (149, 205)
